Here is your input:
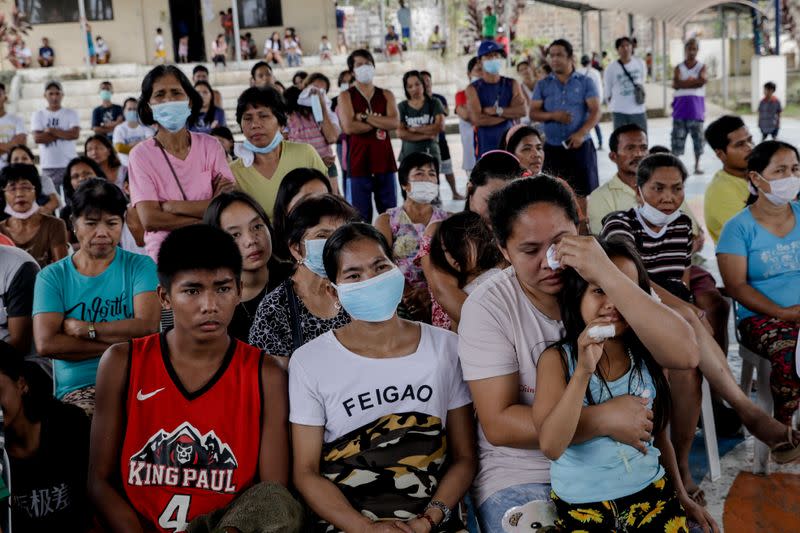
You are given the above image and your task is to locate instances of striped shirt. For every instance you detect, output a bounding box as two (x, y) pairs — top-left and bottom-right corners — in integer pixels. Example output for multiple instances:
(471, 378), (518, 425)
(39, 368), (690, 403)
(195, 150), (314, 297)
(287, 112), (334, 160)
(600, 207), (693, 285)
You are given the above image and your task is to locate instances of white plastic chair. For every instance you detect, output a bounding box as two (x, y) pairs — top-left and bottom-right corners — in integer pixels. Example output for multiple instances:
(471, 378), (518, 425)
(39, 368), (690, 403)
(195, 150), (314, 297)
(738, 341), (774, 474)
(700, 376), (722, 481)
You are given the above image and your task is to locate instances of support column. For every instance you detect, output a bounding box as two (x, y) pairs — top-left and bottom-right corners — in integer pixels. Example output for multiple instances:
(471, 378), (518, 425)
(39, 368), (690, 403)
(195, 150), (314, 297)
(581, 10), (586, 57)
(663, 20), (669, 115)
(735, 11), (741, 99)
(77, 0), (92, 77)
(775, 0), (781, 54)
(650, 18), (656, 81)
(721, 6), (728, 109)
(598, 10), (603, 52)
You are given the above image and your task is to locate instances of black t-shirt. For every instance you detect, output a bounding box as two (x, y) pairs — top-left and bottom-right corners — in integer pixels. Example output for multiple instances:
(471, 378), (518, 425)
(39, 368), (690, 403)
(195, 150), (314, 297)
(9, 401), (91, 533)
(228, 261), (292, 342)
(91, 104), (123, 138)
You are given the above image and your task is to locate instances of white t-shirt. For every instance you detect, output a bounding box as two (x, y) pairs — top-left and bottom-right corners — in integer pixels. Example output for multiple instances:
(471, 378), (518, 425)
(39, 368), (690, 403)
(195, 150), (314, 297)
(458, 267), (564, 505)
(577, 66), (604, 104)
(155, 35), (165, 51)
(112, 122), (155, 166)
(0, 112), (26, 171)
(603, 57), (647, 114)
(289, 323), (472, 443)
(30, 107), (79, 169)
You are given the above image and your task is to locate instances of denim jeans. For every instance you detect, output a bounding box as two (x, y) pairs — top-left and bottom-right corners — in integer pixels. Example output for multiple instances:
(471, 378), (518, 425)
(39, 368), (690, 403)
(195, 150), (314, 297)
(476, 482), (552, 533)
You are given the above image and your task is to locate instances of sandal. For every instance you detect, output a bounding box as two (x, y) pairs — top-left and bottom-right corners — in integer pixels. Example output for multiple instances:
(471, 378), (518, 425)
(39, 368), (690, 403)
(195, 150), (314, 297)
(687, 487), (706, 507)
(772, 426), (800, 464)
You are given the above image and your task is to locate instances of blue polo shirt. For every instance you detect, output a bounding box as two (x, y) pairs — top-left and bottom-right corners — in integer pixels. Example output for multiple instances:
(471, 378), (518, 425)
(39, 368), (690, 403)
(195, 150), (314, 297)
(532, 70), (598, 146)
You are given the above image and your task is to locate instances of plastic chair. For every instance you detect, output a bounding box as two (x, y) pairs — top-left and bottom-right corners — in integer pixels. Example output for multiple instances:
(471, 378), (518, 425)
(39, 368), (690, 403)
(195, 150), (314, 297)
(700, 376), (722, 481)
(737, 339), (774, 475)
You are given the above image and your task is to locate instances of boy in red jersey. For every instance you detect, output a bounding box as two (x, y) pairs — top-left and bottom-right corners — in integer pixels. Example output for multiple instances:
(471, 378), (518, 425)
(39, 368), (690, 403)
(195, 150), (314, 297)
(89, 224), (290, 532)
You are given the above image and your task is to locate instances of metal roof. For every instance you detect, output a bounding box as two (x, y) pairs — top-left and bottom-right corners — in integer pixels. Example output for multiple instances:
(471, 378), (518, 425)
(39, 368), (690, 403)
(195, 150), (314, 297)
(534, 0), (765, 24)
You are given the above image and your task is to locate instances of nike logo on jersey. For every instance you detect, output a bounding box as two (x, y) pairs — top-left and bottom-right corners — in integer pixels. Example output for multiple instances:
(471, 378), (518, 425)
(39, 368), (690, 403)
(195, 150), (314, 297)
(137, 387), (165, 401)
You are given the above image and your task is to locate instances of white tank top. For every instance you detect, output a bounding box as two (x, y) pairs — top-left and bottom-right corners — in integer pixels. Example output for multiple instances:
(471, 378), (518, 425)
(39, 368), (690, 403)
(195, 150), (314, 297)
(674, 61), (705, 98)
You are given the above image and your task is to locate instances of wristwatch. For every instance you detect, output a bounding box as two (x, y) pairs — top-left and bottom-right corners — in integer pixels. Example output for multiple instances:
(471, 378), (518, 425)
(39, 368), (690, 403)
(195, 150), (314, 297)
(495, 105), (504, 117)
(88, 323), (97, 340)
(359, 112), (369, 122)
(424, 500), (451, 525)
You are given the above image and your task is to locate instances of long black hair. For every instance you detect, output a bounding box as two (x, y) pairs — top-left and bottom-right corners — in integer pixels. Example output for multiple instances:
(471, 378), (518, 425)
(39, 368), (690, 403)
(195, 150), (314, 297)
(85, 133), (122, 169)
(430, 211), (503, 288)
(272, 168), (333, 261)
(556, 236), (672, 433)
(192, 80), (220, 127)
(465, 151), (523, 213)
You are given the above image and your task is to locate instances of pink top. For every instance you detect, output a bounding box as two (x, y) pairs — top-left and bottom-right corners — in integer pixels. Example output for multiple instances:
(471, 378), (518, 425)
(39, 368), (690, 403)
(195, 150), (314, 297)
(128, 132), (234, 260)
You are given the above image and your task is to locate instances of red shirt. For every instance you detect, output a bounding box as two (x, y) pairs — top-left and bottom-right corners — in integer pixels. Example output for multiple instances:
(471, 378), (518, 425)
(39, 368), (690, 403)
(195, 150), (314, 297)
(121, 333), (262, 532)
(455, 90), (467, 108)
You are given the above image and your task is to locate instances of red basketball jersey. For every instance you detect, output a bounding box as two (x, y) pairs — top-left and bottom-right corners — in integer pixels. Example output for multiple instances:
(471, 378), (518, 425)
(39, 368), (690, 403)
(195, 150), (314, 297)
(121, 333), (262, 532)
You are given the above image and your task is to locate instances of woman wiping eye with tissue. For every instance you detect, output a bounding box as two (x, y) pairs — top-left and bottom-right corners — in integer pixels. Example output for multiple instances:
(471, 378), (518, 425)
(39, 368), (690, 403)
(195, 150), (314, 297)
(532, 236), (717, 532)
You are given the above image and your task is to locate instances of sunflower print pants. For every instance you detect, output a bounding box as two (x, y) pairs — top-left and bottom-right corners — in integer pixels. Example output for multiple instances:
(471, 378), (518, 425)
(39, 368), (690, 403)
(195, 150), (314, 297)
(550, 476), (688, 532)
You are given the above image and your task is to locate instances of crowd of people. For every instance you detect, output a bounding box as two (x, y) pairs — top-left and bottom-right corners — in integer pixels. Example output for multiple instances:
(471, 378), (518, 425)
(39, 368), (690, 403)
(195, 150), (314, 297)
(0, 30), (799, 533)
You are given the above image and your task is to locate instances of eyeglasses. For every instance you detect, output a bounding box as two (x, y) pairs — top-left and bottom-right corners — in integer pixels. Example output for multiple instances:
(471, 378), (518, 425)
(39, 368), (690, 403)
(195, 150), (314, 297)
(2, 185), (35, 194)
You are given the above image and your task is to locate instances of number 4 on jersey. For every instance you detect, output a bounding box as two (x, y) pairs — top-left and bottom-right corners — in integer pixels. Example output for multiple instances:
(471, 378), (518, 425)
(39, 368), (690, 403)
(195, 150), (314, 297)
(159, 494), (191, 532)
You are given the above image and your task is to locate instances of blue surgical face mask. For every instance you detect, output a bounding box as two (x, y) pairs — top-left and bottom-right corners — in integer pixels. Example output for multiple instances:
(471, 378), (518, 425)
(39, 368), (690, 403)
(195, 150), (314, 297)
(151, 101), (191, 133)
(483, 58), (503, 75)
(243, 130), (283, 154)
(333, 267), (405, 322)
(124, 110), (138, 123)
(99, 89), (112, 101)
(303, 239), (328, 278)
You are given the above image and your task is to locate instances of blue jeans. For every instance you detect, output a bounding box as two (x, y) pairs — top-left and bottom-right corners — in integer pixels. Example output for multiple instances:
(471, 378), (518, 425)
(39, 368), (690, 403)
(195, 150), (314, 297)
(612, 112), (648, 133)
(477, 483), (551, 533)
(345, 172), (397, 222)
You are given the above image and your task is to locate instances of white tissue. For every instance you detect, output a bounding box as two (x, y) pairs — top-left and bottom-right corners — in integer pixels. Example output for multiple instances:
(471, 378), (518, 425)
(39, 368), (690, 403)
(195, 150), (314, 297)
(588, 325), (616, 341)
(546, 244), (560, 270)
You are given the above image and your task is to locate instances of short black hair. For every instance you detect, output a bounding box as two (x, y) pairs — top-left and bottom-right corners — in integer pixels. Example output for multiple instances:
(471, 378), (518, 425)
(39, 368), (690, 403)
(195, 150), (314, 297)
(235, 86), (287, 126)
(516, 60), (530, 70)
(764, 81), (777, 92)
(85, 134), (121, 169)
(704, 115), (746, 152)
(292, 71), (309, 85)
(210, 126), (234, 143)
(63, 156), (106, 202)
(337, 70), (354, 86)
(70, 178), (128, 219)
(192, 65), (209, 76)
(398, 152), (439, 190)
(273, 168), (333, 260)
(615, 36), (633, 49)
(548, 39), (573, 58)
(467, 56), (479, 74)
(323, 222), (392, 282)
(99, 80), (112, 89)
(305, 72), (331, 92)
(649, 145), (671, 154)
(285, 193), (360, 249)
(123, 97), (138, 108)
(347, 49), (375, 71)
(609, 123), (647, 153)
(489, 175), (579, 247)
(157, 224), (242, 289)
(636, 153), (688, 188)
(251, 61), (272, 79)
(0, 163), (42, 197)
(6, 144), (34, 165)
(137, 65), (202, 127)
(282, 86), (309, 118)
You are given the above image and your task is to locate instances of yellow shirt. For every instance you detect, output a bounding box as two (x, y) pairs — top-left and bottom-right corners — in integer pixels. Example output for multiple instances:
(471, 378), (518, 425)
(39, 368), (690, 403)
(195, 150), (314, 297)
(231, 141), (327, 219)
(703, 169), (751, 245)
(587, 173), (701, 236)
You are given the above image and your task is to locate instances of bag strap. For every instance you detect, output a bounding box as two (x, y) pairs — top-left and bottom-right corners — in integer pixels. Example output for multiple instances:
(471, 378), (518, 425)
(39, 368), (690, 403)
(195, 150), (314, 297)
(619, 60), (638, 87)
(153, 137), (188, 201)
(285, 280), (304, 353)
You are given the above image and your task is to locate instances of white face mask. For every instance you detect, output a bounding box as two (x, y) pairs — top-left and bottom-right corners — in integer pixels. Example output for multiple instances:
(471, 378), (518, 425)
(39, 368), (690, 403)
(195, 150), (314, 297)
(4, 203), (38, 220)
(407, 181), (439, 204)
(637, 198), (682, 227)
(758, 175), (800, 205)
(354, 64), (375, 84)
(470, 76), (480, 83)
(339, 83), (350, 92)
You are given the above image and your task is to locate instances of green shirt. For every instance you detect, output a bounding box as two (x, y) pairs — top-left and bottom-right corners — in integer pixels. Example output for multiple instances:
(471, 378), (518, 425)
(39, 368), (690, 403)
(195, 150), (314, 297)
(231, 141), (327, 219)
(398, 97), (445, 162)
(483, 14), (498, 38)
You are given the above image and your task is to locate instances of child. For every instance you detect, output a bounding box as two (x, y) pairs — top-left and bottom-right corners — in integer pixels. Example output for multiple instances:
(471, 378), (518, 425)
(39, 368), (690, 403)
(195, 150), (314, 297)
(758, 81), (782, 141)
(178, 35), (189, 63)
(601, 153), (694, 302)
(319, 35), (333, 64)
(532, 237), (716, 532)
(153, 28), (166, 64)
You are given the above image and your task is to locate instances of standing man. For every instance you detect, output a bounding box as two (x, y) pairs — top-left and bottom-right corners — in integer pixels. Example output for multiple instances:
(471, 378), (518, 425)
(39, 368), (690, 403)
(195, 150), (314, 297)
(466, 41), (527, 159)
(482, 6), (497, 41)
(577, 55), (603, 150)
(335, 2), (347, 54)
(422, 70), (464, 200)
(336, 49), (399, 222)
(531, 39), (601, 216)
(671, 38), (707, 175)
(91, 81), (123, 140)
(31, 80), (79, 191)
(397, 0), (411, 49)
(603, 36), (648, 132)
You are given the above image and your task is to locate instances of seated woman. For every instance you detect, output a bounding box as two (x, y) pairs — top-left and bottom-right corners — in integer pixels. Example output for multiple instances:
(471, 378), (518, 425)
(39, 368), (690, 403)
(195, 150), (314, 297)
(718, 140), (800, 461)
(532, 237), (714, 531)
(6, 144), (60, 215)
(376, 152), (448, 323)
(231, 86), (328, 219)
(204, 191), (292, 342)
(291, 222), (476, 532)
(499, 125), (545, 176)
(189, 80), (227, 134)
(60, 156), (108, 250)
(0, 163), (68, 267)
(0, 342), (92, 532)
(85, 134), (126, 187)
(272, 167), (332, 262)
(33, 180), (160, 416)
(249, 194), (358, 359)
(429, 211), (506, 329)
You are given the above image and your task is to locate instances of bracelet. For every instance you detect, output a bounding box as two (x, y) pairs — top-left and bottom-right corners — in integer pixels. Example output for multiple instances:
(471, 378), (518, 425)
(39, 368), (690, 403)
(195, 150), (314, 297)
(424, 500), (451, 524)
(417, 513), (436, 530)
